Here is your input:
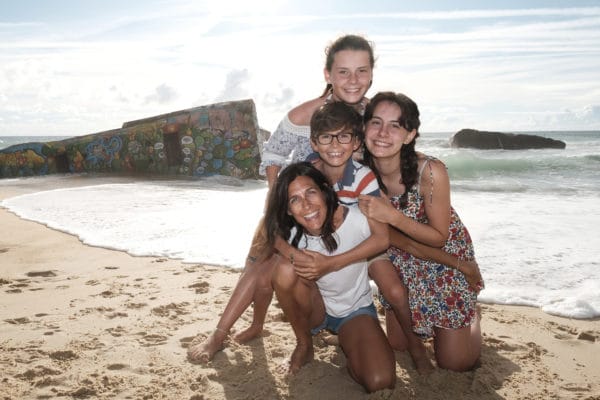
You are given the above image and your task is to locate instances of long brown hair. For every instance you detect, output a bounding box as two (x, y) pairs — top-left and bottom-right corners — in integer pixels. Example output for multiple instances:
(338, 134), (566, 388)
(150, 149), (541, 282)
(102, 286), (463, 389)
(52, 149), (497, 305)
(264, 162), (339, 252)
(362, 91), (421, 202)
(321, 34), (376, 97)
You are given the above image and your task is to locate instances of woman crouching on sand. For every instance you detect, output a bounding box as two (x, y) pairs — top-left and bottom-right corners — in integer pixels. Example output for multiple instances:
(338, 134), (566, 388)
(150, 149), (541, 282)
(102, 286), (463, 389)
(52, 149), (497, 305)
(264, 162), (395, 393)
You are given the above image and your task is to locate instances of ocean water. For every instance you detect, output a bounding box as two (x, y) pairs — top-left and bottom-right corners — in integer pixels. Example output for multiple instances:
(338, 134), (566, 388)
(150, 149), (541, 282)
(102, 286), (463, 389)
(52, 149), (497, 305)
(1, 131), (599, 319)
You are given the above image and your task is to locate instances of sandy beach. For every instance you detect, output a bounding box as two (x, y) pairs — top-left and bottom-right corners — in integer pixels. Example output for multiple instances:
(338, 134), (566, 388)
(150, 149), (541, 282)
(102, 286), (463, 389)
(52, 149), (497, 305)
(1, 176), (599, 400)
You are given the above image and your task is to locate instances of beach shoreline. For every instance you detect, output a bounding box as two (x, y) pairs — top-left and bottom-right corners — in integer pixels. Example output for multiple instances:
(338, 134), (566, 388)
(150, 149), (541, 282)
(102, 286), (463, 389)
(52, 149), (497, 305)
(1, 176), (599, 399)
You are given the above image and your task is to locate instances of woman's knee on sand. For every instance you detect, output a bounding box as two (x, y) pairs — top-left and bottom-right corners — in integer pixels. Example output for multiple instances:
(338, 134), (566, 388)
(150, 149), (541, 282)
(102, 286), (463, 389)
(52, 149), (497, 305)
(339, 315), (396, 393)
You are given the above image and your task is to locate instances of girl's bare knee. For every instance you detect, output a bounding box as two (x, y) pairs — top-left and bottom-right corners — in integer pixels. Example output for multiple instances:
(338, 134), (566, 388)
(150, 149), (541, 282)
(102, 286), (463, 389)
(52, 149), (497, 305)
(362, 369), (396, 393)
(385, 284), (407, 305)
(436, 354), (476, 372)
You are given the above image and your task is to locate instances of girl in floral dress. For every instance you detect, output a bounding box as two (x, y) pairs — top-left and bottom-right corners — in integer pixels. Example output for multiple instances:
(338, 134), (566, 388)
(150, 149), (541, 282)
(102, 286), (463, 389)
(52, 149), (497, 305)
(359, 91), (483, 371)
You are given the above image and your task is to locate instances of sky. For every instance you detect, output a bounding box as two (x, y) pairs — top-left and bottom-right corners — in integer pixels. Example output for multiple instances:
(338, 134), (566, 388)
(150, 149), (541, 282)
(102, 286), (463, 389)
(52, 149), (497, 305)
(1, 0), (600, 138)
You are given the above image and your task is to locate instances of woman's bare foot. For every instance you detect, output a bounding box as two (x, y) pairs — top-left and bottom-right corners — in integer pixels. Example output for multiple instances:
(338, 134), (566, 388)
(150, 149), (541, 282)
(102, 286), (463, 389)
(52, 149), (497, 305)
(287, 342), (314, 374)
(318, 332), (339, 346)
(461, 260), (485, 292)
(233, 323), (263, 344)
(187, 330), (228, 364)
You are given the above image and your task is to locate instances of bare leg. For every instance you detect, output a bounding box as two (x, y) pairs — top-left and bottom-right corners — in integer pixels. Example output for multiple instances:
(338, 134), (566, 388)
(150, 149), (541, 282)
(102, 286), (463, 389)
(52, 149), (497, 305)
(187, 253), (273, 363)
(384, 308), (407, 350)
(433, 306), (482, 371)
(233, 256), (277, 343)
(272, 259), (322, 374)
(338, 314), (396, 393)
(369, 259), (434, 374)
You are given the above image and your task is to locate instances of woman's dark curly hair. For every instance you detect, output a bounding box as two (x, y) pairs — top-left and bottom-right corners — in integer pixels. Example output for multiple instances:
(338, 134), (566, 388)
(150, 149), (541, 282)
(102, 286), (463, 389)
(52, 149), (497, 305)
(362, 91), (420, 204)
(264, 162), (340, 253)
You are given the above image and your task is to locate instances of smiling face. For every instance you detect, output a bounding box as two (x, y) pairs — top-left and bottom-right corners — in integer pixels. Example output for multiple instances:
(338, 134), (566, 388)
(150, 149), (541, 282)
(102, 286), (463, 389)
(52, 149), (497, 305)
(364, 100), (417, 160)
(310, 127), (360, 168)
(324, 49), (373, 105)
(287, 175), (327, 236)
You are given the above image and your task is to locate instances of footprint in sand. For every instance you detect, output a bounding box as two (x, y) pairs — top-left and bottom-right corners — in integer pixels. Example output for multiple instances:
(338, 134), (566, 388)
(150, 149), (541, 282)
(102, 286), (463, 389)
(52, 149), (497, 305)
(183, 265), (202, 273)
(5, 279), (31, 293)
(15, 365), (62, 381)
(560, 382), (592, 393)
(106, 363), (129, 370)
(577, 331), (597, 342)
(179, 336), (196, 349)
(10, 282), (30, 288)
(137, 332), (168, 346)
(188, 281), (210, 294)
(151, 302), (191, 318)
(43, 323), (61, 334)
(4, 317), (31, 324)
(106, 326), (127, 337)
(523, 341), (548, 360)
(49, 350), (78, 361)
(106, 311), (129, 319)
(69, 387), (97, 398)
(26, 271), (57, 278)
(546, 320), (579, 340)
(125, 302), (147, 309)
(484, 335), (524, 352)
(78, 306), (129, 319)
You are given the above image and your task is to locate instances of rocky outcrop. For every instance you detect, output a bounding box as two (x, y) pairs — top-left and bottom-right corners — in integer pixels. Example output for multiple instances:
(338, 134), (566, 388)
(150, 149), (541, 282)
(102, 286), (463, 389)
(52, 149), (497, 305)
(450, 129), (566, 150)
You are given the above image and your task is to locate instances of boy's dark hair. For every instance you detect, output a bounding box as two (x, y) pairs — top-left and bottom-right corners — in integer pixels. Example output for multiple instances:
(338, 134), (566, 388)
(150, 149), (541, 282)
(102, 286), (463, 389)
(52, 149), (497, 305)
(310, 102), (364, 142)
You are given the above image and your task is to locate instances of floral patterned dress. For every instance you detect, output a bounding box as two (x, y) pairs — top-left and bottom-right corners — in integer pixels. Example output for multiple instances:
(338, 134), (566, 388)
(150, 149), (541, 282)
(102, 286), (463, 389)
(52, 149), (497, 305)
(387, 157), (478, 338)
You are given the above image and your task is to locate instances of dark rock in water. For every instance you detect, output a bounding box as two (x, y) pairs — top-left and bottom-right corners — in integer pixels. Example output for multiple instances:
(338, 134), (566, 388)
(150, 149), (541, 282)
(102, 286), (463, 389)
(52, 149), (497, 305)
(450, 128), (566, 150)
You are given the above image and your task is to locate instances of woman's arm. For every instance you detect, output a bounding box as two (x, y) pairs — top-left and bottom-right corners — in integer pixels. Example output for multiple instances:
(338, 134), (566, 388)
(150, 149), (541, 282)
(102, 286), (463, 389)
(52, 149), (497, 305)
(326, 215), (389, 270)
(291, 213), (389, 281)
(389, 227), (483, 291)
(265, 165), (281, 189)
(358, 159), (451, 247)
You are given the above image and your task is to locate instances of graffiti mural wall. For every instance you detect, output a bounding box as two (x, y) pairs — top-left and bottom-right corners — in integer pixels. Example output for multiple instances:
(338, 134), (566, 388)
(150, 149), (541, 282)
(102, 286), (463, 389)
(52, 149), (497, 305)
(0, 99), (263, 179)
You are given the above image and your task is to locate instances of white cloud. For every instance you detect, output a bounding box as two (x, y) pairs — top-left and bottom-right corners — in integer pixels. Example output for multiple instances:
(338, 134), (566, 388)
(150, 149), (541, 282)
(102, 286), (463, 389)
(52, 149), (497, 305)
(1, 4), (600, 136)
(145, 84), (178, 104)
(215, 69), (251, 102)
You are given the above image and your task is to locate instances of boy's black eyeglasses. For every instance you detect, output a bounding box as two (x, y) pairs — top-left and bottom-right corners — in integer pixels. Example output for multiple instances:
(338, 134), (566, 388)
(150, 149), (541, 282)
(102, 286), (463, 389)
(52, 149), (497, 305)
(315, 132), (354, 145)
